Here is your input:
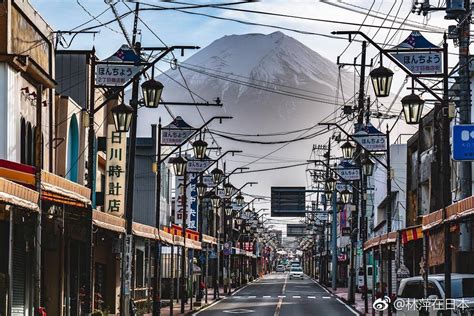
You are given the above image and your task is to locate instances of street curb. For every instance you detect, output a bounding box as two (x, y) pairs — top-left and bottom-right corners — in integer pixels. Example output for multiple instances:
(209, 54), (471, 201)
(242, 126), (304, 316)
(310, 278), (364, 316)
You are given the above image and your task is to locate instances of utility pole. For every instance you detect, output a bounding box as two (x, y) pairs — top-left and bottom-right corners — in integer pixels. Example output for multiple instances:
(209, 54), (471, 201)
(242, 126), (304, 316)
(153, 120), (163, 315)
(331, 189), (337, 290)
(34, 84), (43, 314)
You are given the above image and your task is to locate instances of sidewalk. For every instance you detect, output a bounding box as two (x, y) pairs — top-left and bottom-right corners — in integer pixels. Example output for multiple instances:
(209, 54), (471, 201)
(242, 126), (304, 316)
(315, 279), (374, 315)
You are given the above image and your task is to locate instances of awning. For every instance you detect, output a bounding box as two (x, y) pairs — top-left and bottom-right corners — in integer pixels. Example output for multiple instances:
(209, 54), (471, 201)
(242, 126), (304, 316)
(174, 235), (184, 246)
(159, 230), (174, 245)
(132, 222), (158, 240)
(187, 240), (202, 250)
(41, 171), (91, 207)
(0, 177), (39, 212)
(92, 210), (126, 233)
(363, 231), (397, 251)
(0, 160), (91, 208)
(422, 209), (444, 231)
(401, 225), (423, 244)
(202, 234), (217, 245)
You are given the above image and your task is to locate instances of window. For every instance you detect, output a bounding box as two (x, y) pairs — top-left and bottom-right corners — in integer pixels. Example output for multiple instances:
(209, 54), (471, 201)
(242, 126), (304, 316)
(20, 118), (26, 164)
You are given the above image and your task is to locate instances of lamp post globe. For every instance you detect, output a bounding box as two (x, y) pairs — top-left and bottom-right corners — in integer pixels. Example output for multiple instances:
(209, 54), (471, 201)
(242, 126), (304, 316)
(235, 193), (244, 207)
(325, 191), (333, 202)
(361, 156), (375, 177)
(341, 141), (355, 160)
(196, 181), (207, 198)
(211, 168), (224, 184)
(369, 64), (394, 97)
(169, 156), (187, 176)
(235, 218), (243, 226)
(245, 208), (253, 219)
(245, 224), (251, 232)
(141, 78), (164, 108)
(192, 139), (208, 159)
(401, 93), (425, 124)
(112, 102), (134, 133)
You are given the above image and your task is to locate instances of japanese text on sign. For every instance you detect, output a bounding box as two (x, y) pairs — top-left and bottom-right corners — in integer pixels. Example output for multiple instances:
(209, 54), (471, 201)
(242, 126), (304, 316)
(95, 64), (141, 87)
(353, 133), (387, 152)
(161, 128), (195, 146)
(105, 124), (127, 216)
(391, 52), (442, 74)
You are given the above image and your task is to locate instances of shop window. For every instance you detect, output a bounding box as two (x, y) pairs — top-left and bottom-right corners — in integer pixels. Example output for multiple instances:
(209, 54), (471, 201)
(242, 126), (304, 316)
(94, 263), (106, 310)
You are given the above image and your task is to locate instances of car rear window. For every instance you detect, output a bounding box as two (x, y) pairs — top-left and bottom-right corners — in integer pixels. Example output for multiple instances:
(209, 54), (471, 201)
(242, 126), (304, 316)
(291, 267), (302, 272)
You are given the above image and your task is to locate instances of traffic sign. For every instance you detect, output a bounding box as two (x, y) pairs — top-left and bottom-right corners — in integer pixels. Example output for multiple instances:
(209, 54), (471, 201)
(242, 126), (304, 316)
(452, 125), (474, 161)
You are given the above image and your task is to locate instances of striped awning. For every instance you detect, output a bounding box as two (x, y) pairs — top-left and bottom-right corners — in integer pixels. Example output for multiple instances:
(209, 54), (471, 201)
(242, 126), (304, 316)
(0, 177), (39, 211)
(363, 231), (397, 251)
(202, 234), (217, 245)
(92, 210), (126, 233)
(401, 226), (422, 244)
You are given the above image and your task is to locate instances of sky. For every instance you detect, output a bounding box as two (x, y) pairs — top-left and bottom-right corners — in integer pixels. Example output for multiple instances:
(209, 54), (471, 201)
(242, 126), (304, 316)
(30, 0), (457, 237)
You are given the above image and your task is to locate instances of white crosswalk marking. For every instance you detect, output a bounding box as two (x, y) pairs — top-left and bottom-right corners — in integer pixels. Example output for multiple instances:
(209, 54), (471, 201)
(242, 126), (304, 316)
(322, 296), (331, 299)
(248, 296), (256, 298)
(293, 296), (301, 298)
(308, 296), (316, 299)
(278, 295), (286, 298)
(263, 296), (271, 298)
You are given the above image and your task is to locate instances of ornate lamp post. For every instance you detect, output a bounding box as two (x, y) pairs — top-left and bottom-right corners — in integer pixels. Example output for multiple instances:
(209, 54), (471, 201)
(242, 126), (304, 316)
(111, 102), (134, 133)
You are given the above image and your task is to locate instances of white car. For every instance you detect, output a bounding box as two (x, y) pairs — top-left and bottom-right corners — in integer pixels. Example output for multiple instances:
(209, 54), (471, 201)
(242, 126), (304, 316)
(289, 266), (304, 280)
(396, 274), (474, 315)
(276, 265), (285, 273)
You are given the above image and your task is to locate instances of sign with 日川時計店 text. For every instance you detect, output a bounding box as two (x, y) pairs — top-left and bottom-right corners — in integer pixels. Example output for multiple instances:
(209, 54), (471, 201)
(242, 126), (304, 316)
(175, 174), (198, 231)
(105, 124), (127, 217)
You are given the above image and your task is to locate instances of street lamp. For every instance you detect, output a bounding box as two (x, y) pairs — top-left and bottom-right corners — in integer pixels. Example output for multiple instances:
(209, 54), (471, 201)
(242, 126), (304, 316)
(225, 204), (233, 216)
(224, 182), (234, 197)
(210, 193), (221, 210)
(245, 224), (251, 232)
(245, 208), (253, 219)
(361, 156), (375, 177)
(235, 193), (245, 206)
(112, 102), (134, 133)
(369, 62), (394, 97)
(169, 155), (187, 176)
(235, 218), (243, 226)
(192, 139), (208, 159)
(341, 141), (355, 160)
(211, 167), (224, 184)
(326, 175), (337, 191)
(401, 93), (425, 125)
(197, 181), (207, 198)
(141, 78), (164, 108)
(340, 188), (352, 204)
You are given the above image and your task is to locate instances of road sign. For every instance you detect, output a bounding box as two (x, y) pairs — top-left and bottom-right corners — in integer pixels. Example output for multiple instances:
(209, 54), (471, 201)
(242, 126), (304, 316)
(452, 125), (474, 161)
(223, 242), (232, 255)
(187, 159), (214, 173)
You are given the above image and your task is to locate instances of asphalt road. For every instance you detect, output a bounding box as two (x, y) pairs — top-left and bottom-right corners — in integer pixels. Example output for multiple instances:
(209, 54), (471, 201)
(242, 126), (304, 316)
(194, 273), (358, 316)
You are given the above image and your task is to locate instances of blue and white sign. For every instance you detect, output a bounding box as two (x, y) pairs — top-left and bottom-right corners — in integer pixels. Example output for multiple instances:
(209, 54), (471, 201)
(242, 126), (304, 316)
(453, 125), (474, 161)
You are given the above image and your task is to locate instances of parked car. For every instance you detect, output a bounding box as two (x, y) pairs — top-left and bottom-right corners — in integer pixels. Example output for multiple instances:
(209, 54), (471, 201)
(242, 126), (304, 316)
(276, 265), (285, 273)
(396, 274), (474, 315)
(289, 266), (304, 280)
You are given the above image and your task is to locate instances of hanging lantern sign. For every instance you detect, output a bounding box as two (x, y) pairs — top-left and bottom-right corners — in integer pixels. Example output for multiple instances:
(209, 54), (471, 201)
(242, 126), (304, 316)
(352, 123), (387, 152)
(389, 31), (442, 74)
(161, 116), (196, 146)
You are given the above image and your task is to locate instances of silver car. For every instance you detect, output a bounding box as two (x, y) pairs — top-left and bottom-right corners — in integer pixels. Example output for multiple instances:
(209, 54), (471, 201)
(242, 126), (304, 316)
(289, 266), (304, 280)
(397, 274), (474, 315)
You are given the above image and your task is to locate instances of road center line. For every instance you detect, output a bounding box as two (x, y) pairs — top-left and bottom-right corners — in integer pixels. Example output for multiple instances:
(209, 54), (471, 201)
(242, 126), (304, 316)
(274, 274), (288, 316)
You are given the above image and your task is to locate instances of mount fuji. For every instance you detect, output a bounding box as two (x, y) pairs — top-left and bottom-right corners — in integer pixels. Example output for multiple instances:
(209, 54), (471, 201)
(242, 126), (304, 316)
(136, 31), (352, 208)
